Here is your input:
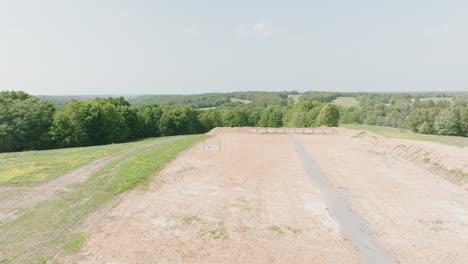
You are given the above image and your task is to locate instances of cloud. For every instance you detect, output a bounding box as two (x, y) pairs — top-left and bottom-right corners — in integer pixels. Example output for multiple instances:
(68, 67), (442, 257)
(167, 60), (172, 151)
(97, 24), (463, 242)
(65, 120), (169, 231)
(183, 25), (200, 35)
(237, 21), (272, 36)
(431, 26), (450, 33)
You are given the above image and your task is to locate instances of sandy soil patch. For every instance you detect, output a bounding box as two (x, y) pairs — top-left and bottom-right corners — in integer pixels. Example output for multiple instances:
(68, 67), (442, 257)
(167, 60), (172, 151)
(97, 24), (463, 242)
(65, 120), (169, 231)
(61, 130), (358, 264)
(60, 128), (468, 264)
(297, 133), (468, 263)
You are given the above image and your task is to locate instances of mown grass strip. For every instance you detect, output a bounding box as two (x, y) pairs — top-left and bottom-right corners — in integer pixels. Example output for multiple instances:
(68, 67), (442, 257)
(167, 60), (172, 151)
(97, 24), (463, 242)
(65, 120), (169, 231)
(332, 97), (360, 107)
(0, 134), (208, 264)
(0, 137), (168, 186)
(342, 124), (468, 147)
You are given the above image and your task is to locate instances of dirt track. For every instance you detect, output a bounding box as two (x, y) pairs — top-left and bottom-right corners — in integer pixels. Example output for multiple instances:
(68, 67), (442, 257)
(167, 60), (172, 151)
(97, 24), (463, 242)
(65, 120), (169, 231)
(62, 128), (468, 264)
(0, 138), (179, 224)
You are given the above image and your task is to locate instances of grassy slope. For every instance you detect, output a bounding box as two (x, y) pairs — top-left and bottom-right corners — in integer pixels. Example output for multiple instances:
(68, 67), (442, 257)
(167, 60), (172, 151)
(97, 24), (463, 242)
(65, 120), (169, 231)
(0, 134), (208, 264)
(332, 97), (360, 107)
(342, 124), (468, 147)
(0, 138), (167, 186)
(419, 97), (453, 102)
(229, 98), (251, 104)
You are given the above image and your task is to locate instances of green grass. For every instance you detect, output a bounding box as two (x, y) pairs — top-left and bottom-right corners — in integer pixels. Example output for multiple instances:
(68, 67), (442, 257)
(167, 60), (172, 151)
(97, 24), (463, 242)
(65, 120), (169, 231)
(342, 124), (468, 147)
(0, 138), (168, 186)
(268, 225), (284, 234)
(0, 134), (208, 264)
(332, 97), (360, 107)
(229, 98), (251, 104)
(288, 94), (301, 104)
(419, 97), (453, 102)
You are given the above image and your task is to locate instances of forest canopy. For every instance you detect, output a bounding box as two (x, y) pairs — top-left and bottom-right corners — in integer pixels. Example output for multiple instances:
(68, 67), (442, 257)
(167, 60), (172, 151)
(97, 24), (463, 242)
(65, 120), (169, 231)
(1, 90), (467, 153)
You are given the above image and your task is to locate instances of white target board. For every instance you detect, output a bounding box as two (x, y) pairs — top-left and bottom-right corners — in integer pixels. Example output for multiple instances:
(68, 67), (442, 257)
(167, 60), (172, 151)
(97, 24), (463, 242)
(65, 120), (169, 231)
(205, 145), (220, 151)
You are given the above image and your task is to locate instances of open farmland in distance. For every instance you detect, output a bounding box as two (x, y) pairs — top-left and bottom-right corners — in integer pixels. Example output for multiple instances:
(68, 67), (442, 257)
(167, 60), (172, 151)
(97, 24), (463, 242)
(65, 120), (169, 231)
(332, 97), (360, 107)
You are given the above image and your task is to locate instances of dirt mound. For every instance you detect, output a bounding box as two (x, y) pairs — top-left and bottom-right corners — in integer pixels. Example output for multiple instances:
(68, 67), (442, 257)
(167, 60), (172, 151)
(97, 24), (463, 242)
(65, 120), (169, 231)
(207, 127), (251, 135)
(208, 126), (345, 135)
(349, 129), (468, 190)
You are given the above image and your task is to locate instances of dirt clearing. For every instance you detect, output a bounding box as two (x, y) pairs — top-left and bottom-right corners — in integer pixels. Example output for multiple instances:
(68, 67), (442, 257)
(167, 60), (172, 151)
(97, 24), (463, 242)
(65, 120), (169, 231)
(61, 128), (468, 264)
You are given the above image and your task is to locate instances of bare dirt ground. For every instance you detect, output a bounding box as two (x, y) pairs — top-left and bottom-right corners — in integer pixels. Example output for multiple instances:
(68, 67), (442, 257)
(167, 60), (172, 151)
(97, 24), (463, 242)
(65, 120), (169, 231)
(347, 130), (468, 189)
(0, 138), (178, 224)
(61, 128), (468, 264)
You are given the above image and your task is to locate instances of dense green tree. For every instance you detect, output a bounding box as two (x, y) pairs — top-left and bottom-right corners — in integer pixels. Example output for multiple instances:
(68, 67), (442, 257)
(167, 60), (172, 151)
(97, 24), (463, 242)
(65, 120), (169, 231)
(199, 109), (223, 131)
(49, 100), (91, 147)
(339, 107), (360, 124)
(221, 108), (249, 127)
(434, 109), (460, 136)
(258, 106), (285, 127)
(0, 91), (56, 152)
(405, 108), (439, 133)
(138, 104), (163, 137)
(316, 104), (340, 127)
(159, 106), (204, 136)
(457, 107), (468, 136)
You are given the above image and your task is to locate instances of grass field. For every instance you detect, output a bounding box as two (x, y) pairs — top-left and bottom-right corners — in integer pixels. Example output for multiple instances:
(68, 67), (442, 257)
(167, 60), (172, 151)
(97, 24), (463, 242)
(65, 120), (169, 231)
(419, 97), (453, 102)
(0, 138), (168, 187)
(288, 95), (301, 104)
(342, 124), (468, 147)
(332, 97), (360, 107)
(0, 134), (208, 263)
(230, 98), (251, 104)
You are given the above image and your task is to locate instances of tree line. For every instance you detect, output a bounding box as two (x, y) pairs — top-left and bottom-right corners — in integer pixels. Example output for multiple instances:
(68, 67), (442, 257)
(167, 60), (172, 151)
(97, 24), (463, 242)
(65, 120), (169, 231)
(339, 95), (468, 137)
(1, 90), (467, 153)
(0, 91), (339, 152)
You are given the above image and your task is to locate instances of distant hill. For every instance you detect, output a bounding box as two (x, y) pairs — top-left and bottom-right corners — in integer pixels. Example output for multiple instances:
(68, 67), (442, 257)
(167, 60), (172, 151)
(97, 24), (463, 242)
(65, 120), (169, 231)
(128, 91), (299, 108)
(128, 93), (231, 108)
(37, 95), (141, 105)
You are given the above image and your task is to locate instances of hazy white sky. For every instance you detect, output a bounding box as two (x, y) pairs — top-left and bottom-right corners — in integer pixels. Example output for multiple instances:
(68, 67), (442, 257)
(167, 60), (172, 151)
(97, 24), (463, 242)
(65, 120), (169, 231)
(1, 0), (467, 95)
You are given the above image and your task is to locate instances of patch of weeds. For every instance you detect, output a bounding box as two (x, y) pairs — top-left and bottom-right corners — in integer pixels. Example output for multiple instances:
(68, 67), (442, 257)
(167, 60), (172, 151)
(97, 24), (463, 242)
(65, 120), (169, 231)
(449, 169), (468, 178)
(181, 216), (202, 226)
(432, 162), (468, 178)
(34, 256), (53, 264)
(63, 233), (87, 254)
(208, 228), (228, 240)
(200, 221), (229, 240)
(268, 225), (284, 235)
(352, 131), (366, 138)
(285, 225), (302, 235)
(423, 157), (431, 163)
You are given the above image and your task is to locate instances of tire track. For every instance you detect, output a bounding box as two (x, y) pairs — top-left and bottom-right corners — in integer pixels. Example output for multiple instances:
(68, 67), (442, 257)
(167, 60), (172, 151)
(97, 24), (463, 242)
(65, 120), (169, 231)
(289, 135), (399, 264)
(0, 137), (181, 223)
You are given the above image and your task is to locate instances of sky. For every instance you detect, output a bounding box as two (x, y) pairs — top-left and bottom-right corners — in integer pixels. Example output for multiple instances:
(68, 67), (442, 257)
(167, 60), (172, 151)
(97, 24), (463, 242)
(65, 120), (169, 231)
(1, 0), (467, 95)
